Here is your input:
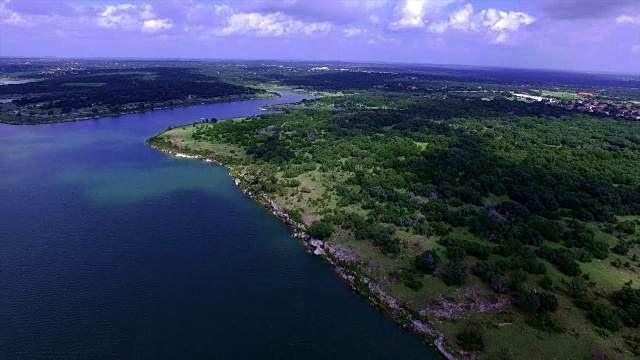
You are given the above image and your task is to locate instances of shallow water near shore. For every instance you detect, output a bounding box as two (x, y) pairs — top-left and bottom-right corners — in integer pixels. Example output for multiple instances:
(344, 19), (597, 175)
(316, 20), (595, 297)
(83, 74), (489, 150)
(0, 92), (439, 359)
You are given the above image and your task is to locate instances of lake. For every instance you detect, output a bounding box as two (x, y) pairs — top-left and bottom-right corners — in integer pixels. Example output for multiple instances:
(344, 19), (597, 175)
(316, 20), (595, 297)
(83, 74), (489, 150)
(0, 92), (439, 359)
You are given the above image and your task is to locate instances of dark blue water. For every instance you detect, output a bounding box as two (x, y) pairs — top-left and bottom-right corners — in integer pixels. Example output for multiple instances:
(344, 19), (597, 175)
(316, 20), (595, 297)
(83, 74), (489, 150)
(0, 92), (438, 359)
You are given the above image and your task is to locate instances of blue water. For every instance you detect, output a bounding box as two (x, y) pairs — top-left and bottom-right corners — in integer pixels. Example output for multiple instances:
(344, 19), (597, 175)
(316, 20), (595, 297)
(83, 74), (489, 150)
(0, 92), (438, 359)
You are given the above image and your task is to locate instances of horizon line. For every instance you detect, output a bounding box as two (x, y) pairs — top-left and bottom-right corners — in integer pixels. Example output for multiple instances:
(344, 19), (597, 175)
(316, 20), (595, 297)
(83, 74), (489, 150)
(1, 55), (639, 77)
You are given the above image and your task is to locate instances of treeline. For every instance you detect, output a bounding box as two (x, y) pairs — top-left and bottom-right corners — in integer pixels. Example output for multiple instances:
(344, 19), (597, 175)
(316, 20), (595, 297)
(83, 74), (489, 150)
(273, 68), (640, 98)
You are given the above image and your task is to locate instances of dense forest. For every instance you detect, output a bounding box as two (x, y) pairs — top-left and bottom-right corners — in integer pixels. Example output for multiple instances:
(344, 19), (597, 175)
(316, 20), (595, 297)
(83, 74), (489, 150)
(151, 91), (640, 358)
(1, 67), (258, 113)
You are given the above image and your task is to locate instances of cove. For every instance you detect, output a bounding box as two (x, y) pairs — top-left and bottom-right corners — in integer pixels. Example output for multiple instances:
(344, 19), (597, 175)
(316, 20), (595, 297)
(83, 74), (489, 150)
(0, 92), (439, 359)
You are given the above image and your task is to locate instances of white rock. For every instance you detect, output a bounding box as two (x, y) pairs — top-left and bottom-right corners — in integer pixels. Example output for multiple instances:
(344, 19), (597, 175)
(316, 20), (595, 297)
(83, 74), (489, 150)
(310, 239), (324, 248)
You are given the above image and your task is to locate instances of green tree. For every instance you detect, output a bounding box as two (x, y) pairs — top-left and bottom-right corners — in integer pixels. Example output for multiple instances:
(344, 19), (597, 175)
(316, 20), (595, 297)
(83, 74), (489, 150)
(443, 260), (468, 286)
(456, 326), (485, 352)
(307, 221), (334, 240)
(589, 305), (623, 332)
(415, 250), (440, 274)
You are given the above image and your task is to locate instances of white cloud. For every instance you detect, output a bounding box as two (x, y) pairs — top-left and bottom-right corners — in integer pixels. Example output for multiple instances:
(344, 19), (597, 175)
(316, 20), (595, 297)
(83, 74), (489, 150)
(139, 4), (154, 20)
(482, 9), (535, 32)
(53, 29), (81, 36)
(388, 0), (456, 30)
(343, 0), (389, 11)
(142, 19), (173, 33)
(616, 14), (640, 25)
(233, 0), (388, 24)
(0, 0), (93, 28)
(481, 8), (535, 43)
(343, 27), (367, 37)
(96, 4), (139, 30)
(217, 12), (331, 36)
(389, 0), (427, 29)
(481, 8), (500, 27)
(493, 32), (508, 44)
(0, 0), (27, 25)
(426, 4), (535, 44)
(340, 25), (394, 44)
(428, 21), (447, 33)
(369, 14), (380, 24)
(96, 3), (173, 33)
(186, 3), (232, 22)
(449, 3), (475, 31)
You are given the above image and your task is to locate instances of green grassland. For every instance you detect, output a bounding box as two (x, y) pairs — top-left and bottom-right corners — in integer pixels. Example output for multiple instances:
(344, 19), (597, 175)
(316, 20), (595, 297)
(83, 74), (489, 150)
(149, 96), (640, 359)
(538, 90), (582, 100)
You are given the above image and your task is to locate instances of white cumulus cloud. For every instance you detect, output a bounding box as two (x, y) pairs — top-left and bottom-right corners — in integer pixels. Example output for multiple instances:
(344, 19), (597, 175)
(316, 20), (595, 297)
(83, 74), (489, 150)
(389, 0), (427, 29)
(97, 4), (138, 30)
(96, 3), (173, 33)
(481, 8), (535, 43)
(616, 14), (640, 25)
(217, 12), (331, 37)
(426, 4), (535, 44)
(389, 0), (456, 30)
(142, 19), (173, 33)
(482, 9), (535, 32)
(449, 3), (475, 31)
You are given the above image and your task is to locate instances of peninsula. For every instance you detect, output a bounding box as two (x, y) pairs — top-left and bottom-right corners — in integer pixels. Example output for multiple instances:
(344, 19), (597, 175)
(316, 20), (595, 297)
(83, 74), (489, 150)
(148, 67), (640, 359)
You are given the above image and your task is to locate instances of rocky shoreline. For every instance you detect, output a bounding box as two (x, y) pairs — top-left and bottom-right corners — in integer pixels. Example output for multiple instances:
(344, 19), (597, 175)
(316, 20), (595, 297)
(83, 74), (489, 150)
(149, 144), (461, 360)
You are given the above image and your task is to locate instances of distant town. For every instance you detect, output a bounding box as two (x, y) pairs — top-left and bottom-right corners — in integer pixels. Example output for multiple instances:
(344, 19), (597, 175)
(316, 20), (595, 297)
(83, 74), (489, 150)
(512, 91), (640, 120)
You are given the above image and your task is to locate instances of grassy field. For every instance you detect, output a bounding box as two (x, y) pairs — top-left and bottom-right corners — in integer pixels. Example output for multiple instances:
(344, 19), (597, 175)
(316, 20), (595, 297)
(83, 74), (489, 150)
(539, 90), (582, 100)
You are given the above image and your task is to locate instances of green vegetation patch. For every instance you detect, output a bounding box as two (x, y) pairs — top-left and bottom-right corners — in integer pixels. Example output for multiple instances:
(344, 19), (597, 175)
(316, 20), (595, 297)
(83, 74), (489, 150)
(540, 90), (582, 100)
(151, 90), (640, 359)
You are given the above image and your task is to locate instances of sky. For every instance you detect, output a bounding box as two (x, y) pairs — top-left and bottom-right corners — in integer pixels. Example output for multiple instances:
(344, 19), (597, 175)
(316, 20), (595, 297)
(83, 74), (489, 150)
(1, 0), (639, 73)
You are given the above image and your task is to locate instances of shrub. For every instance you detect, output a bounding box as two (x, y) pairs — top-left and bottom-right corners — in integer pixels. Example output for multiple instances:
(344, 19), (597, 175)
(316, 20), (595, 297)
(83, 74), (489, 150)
(375, 236), (401, 256)
(589, 305), (623, 332)
(306, 221), (334, 240)
(535, 246), (581, 277)
(537, 292), (560, 313)
(527, 311), (565, 333)
(614, 285), (640, 327)
(390, 269), (424, 291)
(539, 275), (553, 290)
(404, 276), (423, 290)
(284, 208), (304, 224)
(456, 326), (485, 352)
(611, 242), (630, 256)
(515, 291), (540, 314)
(443, 260), (468, 286)
(415, 250), (440, 274)
(616, 220), (636, 235)
(446, 246), (466, 260)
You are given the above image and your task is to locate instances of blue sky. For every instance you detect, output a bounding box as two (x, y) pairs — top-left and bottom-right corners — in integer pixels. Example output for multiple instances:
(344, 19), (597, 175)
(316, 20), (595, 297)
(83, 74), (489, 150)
(1, 0), (639, 73)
